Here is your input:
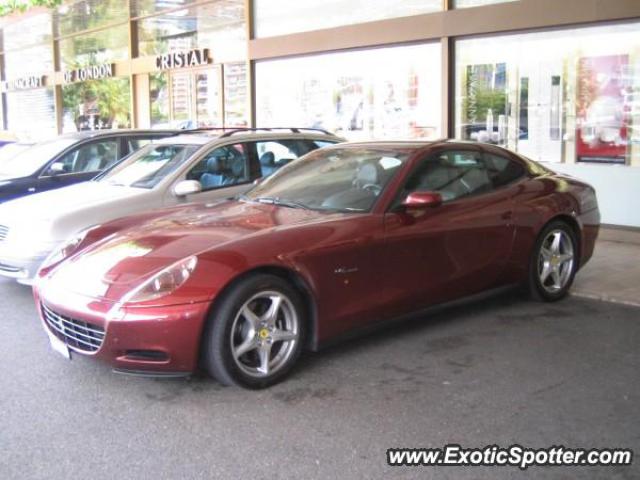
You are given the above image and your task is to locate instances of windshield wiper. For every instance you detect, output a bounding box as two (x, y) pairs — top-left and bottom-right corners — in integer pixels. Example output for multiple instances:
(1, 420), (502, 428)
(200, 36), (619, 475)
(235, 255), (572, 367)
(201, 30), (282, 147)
(251, 196), (311, 210)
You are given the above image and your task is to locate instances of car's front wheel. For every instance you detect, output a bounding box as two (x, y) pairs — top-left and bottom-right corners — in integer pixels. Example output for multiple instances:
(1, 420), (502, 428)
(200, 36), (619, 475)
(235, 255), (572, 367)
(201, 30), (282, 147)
(203, 274), (305, 388)
(529, 220), (578, 302)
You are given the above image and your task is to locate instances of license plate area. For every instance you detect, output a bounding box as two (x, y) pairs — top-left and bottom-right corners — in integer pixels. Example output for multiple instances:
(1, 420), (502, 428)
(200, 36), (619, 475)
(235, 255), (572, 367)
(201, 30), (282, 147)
(48, 333), (71, 360)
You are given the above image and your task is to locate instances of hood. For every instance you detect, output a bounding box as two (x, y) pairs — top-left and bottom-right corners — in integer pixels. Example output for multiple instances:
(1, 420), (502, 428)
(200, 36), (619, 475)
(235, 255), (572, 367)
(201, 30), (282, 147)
(0, 182), (145, 225)
(46, 200), (337, 302)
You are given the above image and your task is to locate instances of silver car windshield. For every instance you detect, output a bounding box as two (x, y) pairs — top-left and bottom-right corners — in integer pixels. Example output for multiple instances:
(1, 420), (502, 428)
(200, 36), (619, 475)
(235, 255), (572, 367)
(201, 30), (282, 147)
(0, 138), (76, 178)
(99, 143), (200, 189)
(244, 147), (410, 212)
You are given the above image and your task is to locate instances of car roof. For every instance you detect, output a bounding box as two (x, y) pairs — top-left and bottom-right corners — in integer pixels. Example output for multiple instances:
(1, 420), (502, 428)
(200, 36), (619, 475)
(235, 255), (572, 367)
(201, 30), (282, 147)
(323, 139), (493, 150)
(154, 128), (344, 146)
(56, 129), (178, 141)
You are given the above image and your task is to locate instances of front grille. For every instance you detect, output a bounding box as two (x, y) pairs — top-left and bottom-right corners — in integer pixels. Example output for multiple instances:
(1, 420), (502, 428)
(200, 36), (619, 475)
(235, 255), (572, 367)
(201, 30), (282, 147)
(0, 225), (8, 242)
(42, 303), (105, 353)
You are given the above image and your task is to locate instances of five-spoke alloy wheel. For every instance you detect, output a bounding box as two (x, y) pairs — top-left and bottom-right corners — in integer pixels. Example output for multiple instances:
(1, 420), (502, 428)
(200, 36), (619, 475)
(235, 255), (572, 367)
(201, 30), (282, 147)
(529, 220), (578, 301)
(203, 274), (306, 388)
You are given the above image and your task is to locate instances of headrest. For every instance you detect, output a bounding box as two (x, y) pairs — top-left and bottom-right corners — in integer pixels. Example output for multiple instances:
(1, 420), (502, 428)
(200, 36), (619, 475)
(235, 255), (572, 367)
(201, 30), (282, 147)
(259, 151), (275, 167)
(356, 162), (379, 185)
(231, 159), (244, 177)
(206, 156), (223, 173)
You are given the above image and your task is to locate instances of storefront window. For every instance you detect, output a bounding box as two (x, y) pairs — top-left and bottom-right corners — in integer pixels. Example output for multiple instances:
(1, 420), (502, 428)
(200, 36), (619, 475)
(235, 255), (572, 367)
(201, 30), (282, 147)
(256, 44), (442, 140)
(455, 22), (640, 166)
(224, 63), (248, 127)
(3, 13), (52, 50)
(4, 45), (53, 79)
(6, 89), (57, 142)
(150, 72), (169, 126)
(62, 77), (131, 132)
(150, 68), (223, 128)
(454, 0), (518, 8)
(3, 43), (55, 142)
(137, 1), (246, 63)
(132, 0), (198, 18)
(54, 0), (129, 37)
(254, 0), (442, 38)
(59, 24), (130, 70)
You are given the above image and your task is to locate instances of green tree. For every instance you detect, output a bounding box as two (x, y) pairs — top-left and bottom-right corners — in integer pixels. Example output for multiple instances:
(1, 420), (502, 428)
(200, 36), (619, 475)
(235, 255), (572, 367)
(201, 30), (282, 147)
(0, 0), (62, 16)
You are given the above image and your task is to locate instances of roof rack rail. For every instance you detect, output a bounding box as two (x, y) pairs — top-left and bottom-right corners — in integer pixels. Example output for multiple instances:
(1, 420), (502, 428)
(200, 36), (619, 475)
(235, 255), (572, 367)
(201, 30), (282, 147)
(168, 126), (334, 138)
(219, 127), (333, 138)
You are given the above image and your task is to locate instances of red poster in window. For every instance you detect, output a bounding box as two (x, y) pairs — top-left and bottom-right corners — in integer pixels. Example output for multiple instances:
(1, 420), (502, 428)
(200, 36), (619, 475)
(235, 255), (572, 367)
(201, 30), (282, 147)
(576, 55), (629, 164)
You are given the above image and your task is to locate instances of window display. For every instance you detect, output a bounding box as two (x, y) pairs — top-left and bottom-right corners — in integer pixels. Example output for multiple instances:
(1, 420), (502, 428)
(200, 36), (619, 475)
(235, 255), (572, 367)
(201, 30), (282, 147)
(455, 23), (640, 165)
(224, 63), (248, 127)
(62, 78), (131, 132)
(256, 44), (442, 140)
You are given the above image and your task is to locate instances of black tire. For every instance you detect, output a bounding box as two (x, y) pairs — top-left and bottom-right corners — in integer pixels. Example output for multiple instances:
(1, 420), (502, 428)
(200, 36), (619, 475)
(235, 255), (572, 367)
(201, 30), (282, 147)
(528, 220), (578, 302)
(203, 273), (306, 389)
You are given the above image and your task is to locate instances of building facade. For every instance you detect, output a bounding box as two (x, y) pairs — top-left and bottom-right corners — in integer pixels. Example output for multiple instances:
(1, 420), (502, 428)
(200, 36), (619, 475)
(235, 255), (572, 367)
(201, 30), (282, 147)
(0, 0), (639, 225)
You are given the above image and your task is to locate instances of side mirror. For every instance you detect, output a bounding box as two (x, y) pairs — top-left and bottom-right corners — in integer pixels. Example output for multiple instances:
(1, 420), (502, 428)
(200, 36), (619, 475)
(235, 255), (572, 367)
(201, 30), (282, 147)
(401, 191), (443, 210)
(173, 180), (202, 197)
(48, 162), (65, 175)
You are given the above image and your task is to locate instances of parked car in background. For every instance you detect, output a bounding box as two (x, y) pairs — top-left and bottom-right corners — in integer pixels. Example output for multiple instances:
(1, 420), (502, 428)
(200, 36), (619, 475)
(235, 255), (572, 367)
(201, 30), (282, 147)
(0, 129), (177, 204)
(0, 131), (17, 148)
(0, 142), (34, 166)
(0, 128), (342, 284)
(34, 140), (600, 388)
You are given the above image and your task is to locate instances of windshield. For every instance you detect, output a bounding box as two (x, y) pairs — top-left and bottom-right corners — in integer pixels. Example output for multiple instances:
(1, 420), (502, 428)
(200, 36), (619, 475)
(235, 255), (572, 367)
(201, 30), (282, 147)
(0, 138), (76, 178)
(99, 143), (200, 189)
(244, 147), (410, 212)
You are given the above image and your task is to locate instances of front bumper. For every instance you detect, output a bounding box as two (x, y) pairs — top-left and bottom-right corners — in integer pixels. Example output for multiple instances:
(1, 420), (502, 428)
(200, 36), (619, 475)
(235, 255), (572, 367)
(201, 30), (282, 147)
(34, 286), (212, 375)
(0, 253), (48, 285)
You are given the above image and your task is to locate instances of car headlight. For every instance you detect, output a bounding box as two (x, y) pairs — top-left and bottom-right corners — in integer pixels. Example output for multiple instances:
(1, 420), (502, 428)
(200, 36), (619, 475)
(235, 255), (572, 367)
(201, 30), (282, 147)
(120, 256), (198, 304)
(40, 228), (92, 271)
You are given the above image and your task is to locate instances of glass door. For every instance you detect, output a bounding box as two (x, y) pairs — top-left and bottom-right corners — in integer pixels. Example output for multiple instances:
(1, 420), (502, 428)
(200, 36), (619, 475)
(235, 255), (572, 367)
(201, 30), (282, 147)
(150, 66), (223, 129)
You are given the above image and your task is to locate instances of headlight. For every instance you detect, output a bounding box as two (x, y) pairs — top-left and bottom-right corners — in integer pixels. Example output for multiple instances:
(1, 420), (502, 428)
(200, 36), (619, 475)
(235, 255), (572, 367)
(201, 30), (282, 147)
(120, 256), (198, 304)
(40, 228), (92, 271)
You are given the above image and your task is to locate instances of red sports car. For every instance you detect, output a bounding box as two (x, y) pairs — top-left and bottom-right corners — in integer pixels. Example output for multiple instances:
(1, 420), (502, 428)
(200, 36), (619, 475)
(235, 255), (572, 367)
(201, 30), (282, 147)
(34, 141), (600, 388)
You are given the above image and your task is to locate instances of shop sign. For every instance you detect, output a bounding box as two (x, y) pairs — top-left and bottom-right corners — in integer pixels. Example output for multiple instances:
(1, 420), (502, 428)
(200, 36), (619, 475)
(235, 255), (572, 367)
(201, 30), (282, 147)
(63, 63), (115, 83)
(155, 48), (210, 71)
(0, 75), (46, 92)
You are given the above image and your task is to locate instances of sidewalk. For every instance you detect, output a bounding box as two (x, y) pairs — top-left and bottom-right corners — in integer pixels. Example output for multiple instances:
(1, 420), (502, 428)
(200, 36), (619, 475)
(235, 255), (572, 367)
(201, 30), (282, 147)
(572, 227), (640, 307)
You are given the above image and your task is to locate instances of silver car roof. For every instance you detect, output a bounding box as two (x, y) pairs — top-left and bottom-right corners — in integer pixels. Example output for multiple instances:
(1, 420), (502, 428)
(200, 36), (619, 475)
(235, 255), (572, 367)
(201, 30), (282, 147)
(155, 129), (344, 147)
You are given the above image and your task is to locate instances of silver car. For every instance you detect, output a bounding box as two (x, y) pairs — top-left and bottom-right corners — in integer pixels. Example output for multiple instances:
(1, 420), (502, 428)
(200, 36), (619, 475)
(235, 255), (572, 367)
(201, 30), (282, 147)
(0, 128), (342, 284)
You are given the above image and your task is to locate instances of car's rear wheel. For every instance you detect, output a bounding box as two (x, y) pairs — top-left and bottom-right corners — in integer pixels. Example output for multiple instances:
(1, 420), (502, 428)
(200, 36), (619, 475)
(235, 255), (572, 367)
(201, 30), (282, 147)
(203, 274), (305, 388)
(529, 220), (578, 302)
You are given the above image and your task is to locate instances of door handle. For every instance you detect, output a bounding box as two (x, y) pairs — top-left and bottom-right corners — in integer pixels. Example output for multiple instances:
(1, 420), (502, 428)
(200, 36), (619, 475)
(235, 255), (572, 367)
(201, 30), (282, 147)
(28, 187), (36, 193)
(501, 211), (513, 221)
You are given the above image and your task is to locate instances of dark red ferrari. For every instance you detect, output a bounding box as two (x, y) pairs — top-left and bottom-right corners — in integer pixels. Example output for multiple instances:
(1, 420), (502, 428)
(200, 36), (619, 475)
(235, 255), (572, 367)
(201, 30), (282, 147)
(34, 140), (600, 388)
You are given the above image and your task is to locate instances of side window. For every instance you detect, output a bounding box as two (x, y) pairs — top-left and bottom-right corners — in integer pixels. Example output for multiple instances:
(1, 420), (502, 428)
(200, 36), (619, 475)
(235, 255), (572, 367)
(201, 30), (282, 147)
(186, 143), (248, 191)
(401, 150), (492, 203)
(309, 140), (337, 149)
(255, 140), (311, 177)
(52, 140), (119, 174)
(127, 137), (155, 152)
(484, 153), (526, 188)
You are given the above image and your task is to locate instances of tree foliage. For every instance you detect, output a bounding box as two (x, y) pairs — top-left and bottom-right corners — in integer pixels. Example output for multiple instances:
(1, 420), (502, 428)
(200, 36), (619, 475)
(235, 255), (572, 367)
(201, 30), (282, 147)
(0, 0), (63, 17)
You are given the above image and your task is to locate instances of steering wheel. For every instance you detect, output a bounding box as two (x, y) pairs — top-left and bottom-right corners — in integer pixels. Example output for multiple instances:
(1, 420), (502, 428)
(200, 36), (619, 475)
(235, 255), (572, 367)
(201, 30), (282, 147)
(361, 183), (382, 196)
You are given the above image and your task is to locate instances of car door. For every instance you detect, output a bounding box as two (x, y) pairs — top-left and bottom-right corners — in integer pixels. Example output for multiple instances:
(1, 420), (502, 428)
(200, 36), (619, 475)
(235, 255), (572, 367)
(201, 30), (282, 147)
(169, 142), (253, 205)
(37, 138), (120, 193)
(380, 146), (517, 316)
